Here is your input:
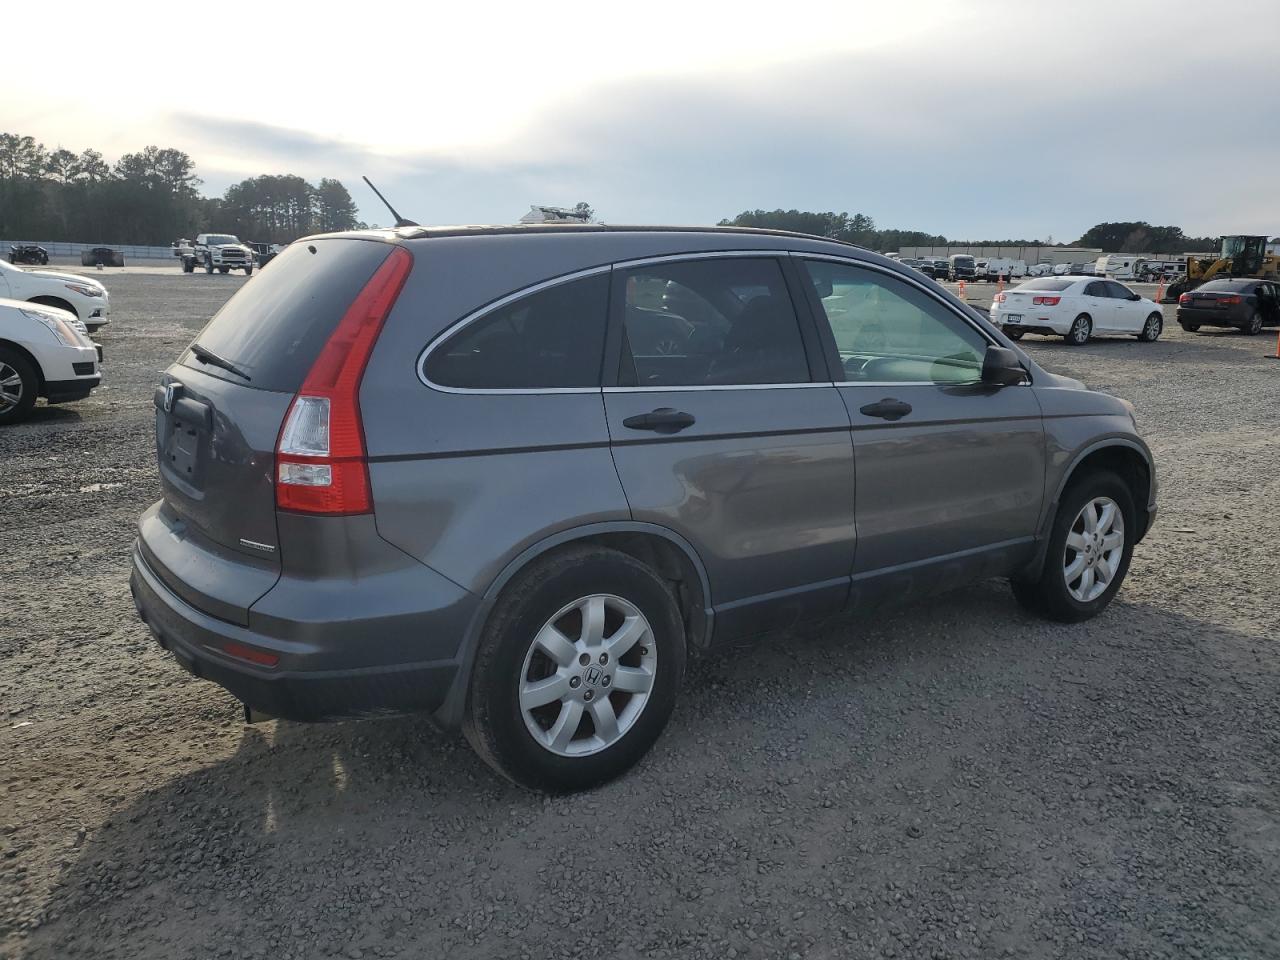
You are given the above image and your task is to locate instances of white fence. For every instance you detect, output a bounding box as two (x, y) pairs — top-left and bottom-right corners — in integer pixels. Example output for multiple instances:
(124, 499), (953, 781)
(4, 240), (176, 260)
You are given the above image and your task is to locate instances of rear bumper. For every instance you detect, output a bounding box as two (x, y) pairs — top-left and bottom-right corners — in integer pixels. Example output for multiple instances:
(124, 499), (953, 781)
(1176, 307), (1245, 328)
(129, 542), (466, 722)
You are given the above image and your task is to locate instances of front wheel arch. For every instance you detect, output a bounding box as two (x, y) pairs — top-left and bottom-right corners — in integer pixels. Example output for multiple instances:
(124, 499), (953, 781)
(1023, 441), (1153, 581)
(27, 296), (78, 320)
(0, 338), (45, 392)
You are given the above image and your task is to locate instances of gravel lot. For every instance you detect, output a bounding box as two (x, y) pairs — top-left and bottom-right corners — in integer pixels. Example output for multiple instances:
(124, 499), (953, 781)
(2, 266), (1278, 960)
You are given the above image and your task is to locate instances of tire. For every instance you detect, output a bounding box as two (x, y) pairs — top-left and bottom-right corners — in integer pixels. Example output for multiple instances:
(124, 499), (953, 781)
(183, 259), (194, 274)
(245, 266), (254, 276)
(1012, 470), (1135, 623)
(205, 260), (213, 274)
(1138, 312), (1162, 342)
(219, 266), (230, 274)
(28, 296), (77, 320)
(1243, 312), (1262, 335)
(1065, 314), (1092, 345)
(463, 545), (687, 792)
(1180, 323), (1200, 333)
(1004, 329), (1025, 341)
(0, 346), (39, 425)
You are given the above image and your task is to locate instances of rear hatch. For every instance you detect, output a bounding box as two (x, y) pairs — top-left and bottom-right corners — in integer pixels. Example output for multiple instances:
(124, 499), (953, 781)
(142, 237), (399, 624)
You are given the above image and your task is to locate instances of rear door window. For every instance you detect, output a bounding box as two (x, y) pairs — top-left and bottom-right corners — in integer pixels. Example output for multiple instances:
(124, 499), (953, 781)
(1084, 281), (1110, 297)
(1106, 281), (1133, 299)
(424, 272), (610, 390)
(186, 239), (394, 393)
(616, 258), (811, 387)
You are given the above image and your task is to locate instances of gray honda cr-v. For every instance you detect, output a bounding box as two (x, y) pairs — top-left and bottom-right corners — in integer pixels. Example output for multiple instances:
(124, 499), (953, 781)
(131, 225), (1157, 791)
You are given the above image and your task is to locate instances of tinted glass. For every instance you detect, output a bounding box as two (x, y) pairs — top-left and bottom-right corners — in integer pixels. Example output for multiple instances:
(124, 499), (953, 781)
(618, 258), (810, 387)
(1020, 278), (1073, 291)
(804, 260), (988, 384)
(1198, 279), (1255, 293)
(1106, 281), (1133, 299)
(1084, 281), (1109, 297)
(425, 273), (609, 389)
(187, 238), (393, 392)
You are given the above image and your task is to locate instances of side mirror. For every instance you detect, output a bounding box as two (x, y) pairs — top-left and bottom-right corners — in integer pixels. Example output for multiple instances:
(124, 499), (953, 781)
(1128, 292), (1141, 301)
(982, 345), (1026, 386)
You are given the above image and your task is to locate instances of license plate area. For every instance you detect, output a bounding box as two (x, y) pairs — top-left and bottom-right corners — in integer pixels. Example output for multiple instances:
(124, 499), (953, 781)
(1005, 314), (1023, 323)
(162, 416), (205, 487)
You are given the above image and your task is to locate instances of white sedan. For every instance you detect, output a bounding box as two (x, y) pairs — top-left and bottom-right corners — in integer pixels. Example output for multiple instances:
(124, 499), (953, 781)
(990, 277), (1165, 345)
(0, 298), (101, 424)
(0, 257), (111, 332)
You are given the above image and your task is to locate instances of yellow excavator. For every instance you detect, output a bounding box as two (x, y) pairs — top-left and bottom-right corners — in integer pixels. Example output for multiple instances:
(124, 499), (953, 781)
(1163, 235), (1279, 302)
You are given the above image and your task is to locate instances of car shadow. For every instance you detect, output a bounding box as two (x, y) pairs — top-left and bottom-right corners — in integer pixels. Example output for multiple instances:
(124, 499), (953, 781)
(15, 584), (1280, 959)
(23, 405), (84, 425)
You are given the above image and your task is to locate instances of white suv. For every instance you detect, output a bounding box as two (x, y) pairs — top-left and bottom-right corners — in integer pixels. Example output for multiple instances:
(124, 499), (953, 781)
(0, 258), (111, 332)
(0, 298), (101, 423)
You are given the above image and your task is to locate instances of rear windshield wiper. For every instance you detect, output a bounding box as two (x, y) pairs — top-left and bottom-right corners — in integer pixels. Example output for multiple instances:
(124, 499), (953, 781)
(188, 343), (252, 382)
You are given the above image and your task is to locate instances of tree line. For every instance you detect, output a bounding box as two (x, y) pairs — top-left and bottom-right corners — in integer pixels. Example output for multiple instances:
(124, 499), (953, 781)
(0, 132), (364, 245)
(719, 209), (1226, 254)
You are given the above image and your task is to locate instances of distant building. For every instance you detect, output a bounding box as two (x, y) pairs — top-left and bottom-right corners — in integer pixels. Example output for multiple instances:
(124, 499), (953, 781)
(898, 244), (1102, 268)
(519, 204), (592, 224)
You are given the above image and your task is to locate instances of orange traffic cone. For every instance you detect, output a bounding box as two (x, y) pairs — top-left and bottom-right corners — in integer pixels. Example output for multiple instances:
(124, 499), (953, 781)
(997, 274), (1005, 297)
(1266, 327), (1280, 360)
(958, 279), (967, 300)
(1155, 277), (1166, 304)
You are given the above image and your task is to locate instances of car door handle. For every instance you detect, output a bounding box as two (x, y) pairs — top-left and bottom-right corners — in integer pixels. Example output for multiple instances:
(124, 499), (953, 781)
(622, 408), (697, 434)
(859, 398), (913, 421)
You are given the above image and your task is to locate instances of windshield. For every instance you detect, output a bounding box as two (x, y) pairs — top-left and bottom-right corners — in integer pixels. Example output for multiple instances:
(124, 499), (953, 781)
(1019, 278), (1075, 291)
(1198, 279), (1255, 293)
(952, 256), (974, 267)
(204, 235), (239, 246)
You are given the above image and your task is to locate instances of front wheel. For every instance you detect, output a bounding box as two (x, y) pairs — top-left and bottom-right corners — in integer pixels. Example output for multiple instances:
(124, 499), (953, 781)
(464, 545), (686, 792)
(244, 266), (254, 276)
(0, 347), (39, 425)
(1243, 312), (1262, 335)
(1012, 470), (1135, 623)
(205, 261), (213, 274)
(1138, 312), (1162, 342)
(1065, 314), (1092, 345)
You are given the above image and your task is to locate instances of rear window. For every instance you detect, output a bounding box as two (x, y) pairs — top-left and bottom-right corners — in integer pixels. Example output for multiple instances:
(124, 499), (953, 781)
(1197, 279), (1255, 293)
(185, 239), (394, 392)
(1019, 278), (1074, 291)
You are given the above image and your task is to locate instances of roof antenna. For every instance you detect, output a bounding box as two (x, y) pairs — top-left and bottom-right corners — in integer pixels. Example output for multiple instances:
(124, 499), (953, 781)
(362, 176), (418, 228)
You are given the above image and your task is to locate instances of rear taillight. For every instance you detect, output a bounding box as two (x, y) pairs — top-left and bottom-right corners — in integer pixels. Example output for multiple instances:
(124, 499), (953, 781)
(994, 293), (1006, 303)
(1219, 295), (1242, 305)
(1178, 293), (1191, 305)
(275, 246), (413, 515)
(1032, 296), (1061, 306)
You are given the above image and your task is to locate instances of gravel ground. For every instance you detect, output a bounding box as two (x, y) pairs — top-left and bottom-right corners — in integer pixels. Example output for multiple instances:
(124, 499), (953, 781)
(2, 268), (1279, 960)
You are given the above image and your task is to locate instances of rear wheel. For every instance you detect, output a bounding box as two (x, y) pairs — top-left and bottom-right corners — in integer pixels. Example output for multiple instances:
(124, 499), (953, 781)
(1180, 323), (1200, 333)
(464, 545), (686, 792)
(1243, 312), (1262, 335)
(0, 347), (38, 425)
(1138, 312), (1162, 342)
(1004, 329), (1025, 341)
(1012, 470), (1135, 623)
(1065, 314), (1092, 345)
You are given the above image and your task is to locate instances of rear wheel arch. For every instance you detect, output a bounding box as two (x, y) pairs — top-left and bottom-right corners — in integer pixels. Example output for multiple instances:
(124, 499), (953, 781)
(483, 523), (711, 650)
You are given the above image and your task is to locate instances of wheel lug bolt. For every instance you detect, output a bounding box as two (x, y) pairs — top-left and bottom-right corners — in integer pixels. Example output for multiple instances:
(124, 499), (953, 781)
(602, 676), (611, 688)
(569, 676), (581, 688)
(584, 690), (595, 702)
(599, 653), (609, 665)
(639, 646), (649, 656)
(579, 653), (590, 666)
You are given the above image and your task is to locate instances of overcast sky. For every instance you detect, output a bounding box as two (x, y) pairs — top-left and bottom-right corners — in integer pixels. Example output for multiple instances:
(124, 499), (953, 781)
(6, 0), (1278, 241)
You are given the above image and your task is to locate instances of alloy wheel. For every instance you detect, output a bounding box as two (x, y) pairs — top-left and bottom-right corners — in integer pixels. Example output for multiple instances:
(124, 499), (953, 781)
(0, 361), (24, 413)
(519, 594), (657, 758)
(1142, 315), (1162, 341)
(1063, 497), (1125, 603)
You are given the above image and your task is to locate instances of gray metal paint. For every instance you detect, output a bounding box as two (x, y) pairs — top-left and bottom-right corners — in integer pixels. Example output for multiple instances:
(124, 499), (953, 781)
(604, 386), (857, 635)
(840, 381), (1046, 574)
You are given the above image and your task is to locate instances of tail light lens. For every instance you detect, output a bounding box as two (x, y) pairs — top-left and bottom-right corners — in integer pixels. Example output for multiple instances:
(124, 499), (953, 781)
(994, 293), (1006, 303)
(1178, 293), (1191, 305)
(1032, 296), (1061, 306)
(276, 245), (413, 514)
